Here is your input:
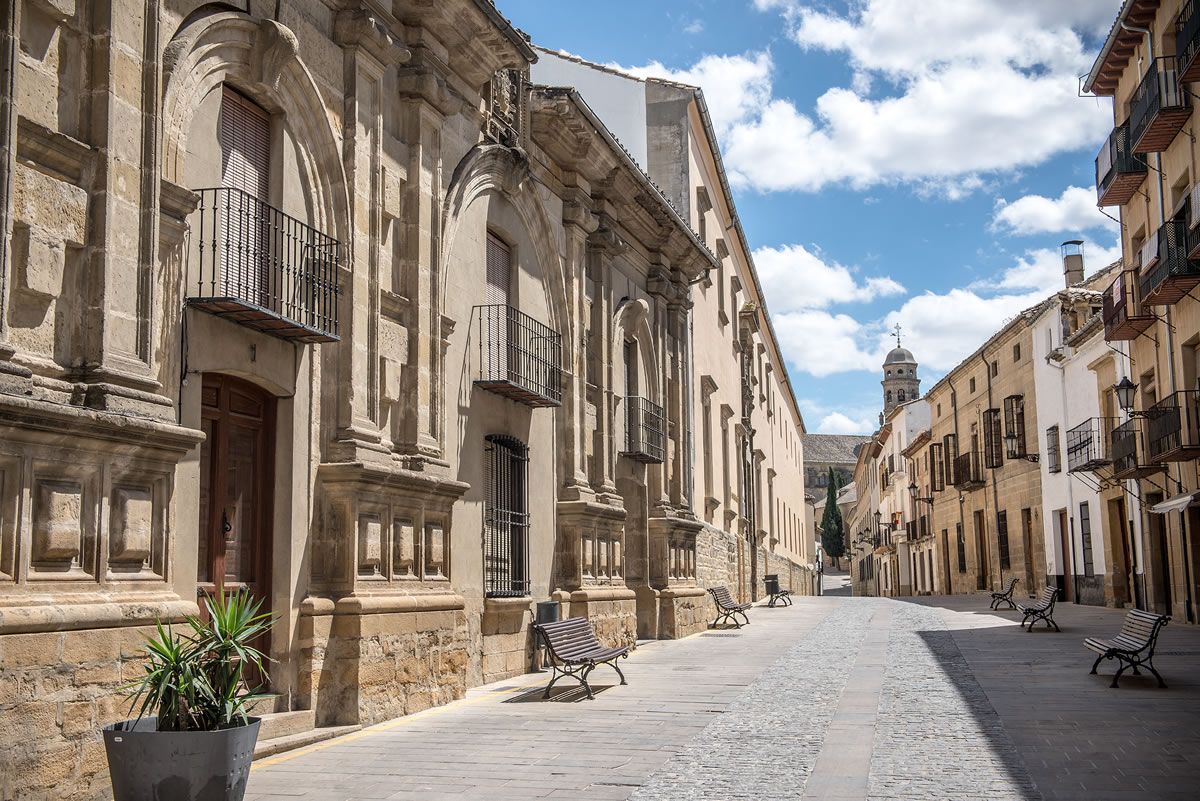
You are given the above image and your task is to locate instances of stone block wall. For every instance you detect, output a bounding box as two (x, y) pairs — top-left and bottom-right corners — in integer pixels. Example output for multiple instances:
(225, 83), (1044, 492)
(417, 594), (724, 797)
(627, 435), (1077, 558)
(299, 606), (469, 728)
(0, 625), (160, 801)
(480, 600), (535, 685)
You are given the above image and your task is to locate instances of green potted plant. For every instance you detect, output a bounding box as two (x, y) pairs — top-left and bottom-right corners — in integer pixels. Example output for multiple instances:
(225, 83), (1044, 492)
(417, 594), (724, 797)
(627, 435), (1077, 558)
(104, 590), (273, 801)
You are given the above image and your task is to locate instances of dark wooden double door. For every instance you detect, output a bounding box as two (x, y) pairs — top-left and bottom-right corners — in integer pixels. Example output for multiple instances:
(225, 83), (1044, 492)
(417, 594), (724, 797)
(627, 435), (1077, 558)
(197, 374), (275, 624)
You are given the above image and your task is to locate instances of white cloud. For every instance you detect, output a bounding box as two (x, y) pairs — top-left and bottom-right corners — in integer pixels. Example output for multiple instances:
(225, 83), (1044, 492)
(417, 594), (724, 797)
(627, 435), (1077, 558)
(993, 186), (1118, 236)
(754, 243), (905, 312)
(683, 19), (704, 35)
(618, 52), (773, 138)
(622, 1), (1114, 194)
(817, 412), (877, 435)
(773, 310), (879, 378)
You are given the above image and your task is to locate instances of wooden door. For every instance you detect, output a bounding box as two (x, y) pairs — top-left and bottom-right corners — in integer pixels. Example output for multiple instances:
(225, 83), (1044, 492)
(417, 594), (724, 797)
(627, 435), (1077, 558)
(1058, 510), (1073, 602)
(1111, 498), (1132, 606)
(198, 374), (275, 624)
(974, 510), (989, 590)
(1021, 508), (1035, 596)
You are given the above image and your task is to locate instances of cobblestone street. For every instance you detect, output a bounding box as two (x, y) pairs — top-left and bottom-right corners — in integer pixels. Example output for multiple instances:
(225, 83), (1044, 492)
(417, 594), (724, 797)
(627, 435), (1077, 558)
(247, 596), (1200, 801)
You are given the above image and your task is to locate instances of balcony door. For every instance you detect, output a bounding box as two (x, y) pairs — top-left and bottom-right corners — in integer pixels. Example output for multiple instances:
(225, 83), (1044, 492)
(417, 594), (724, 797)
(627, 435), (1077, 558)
(219, 87), (271, 308)
(198, 374), (275, 676)
(973, 510), (989, 590)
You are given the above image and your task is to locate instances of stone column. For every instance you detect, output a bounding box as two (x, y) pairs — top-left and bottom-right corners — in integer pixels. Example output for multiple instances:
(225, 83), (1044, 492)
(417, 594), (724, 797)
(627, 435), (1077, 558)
(559, 185), (597, 500)
(0, 0), (16, 374)
(587, 224), (623, 501)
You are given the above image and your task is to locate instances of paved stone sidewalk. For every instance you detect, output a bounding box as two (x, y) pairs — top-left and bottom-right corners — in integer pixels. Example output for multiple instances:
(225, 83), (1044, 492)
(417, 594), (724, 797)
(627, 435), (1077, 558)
(247, 595), (1200, 801)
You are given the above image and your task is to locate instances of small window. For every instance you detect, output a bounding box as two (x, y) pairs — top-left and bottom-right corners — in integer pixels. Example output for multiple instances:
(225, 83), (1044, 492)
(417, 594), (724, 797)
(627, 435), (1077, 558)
(937, 403), (942, 417)
(1013, 343), (1021, 362)
(983, 408), (1003, 468)
(969, 377), (976, 393)
(1046, 425), (1061, 473)
(991, 360), (999, 378)
(898, 389), (906, 402)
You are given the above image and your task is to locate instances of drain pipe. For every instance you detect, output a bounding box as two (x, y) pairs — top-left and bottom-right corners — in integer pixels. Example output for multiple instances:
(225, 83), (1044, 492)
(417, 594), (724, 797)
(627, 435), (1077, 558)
(1121, 20), (1195, 622)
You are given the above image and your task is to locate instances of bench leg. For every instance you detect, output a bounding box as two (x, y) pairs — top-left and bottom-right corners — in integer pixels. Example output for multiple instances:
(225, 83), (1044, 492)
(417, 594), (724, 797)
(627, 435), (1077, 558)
(1111, 660), (1128, 689)
(543, 666), (565, 699)
(1089, 653), (1105, 675)
(737, 609), (750, 627)
(580, 665), (596, 700)
(1145, 660), (1168, 689)
(1047, 614), (1060, 633)
(606, 655), (628, 686)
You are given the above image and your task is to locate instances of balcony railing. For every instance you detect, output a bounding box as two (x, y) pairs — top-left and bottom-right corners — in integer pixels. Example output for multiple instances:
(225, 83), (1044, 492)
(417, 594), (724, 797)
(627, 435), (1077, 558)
(187, 187), (340, 343)
(1103, 270), (1155, 341)
(1178, 0), (1200, 84)
(1111, 418), (1166, 480)
(1096, 123), (1147, 207)
(1130, 57), (1191, 153)
(1147, 390), (1200, 462)
(621, 396), (666, 464)
(952, 451), (986, 490)
(474, 304), (562, 407)
(1139, 219), (1200, 306)
(1066, 417), (1118, 473)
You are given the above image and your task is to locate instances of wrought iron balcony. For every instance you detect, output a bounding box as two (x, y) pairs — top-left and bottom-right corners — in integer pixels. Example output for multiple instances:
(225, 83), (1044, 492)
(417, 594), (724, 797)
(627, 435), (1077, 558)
(1139, 219), (1200, 306)
(952, 451), (986, 490)
(1178, 0), (1200, 84)
(474, 304), (562, 407)
(1066, 417), (1118, 473)
(621, 395), (666, 464)
(1147, 390), (1200, 462)
(1130, 57), (1191, 153)
(1111, 418), (1166, 480)
(1103, 270), (1155, 341)
(187, 187), (341, 343)
(1096, 123), (1147, 207)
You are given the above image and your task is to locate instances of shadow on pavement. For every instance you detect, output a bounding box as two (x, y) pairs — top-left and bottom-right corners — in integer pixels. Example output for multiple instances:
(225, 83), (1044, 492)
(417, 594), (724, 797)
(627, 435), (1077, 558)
(900, 594), (1200, 801)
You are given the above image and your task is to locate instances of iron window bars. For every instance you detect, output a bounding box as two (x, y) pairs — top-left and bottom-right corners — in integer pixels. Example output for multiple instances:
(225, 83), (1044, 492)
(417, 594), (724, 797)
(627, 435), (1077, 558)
(1129, 56), (1189, 153)
(621, 396), (666, 463)
(483, 434), (530, 598)
(188, 186), (340, 343)
(474, 304), (563, 407)
(1046, 426), (1061, 473)
(1146, 390), (1200, 462)
(953, 450), (985, 489)
(983, 408), (1004, 469)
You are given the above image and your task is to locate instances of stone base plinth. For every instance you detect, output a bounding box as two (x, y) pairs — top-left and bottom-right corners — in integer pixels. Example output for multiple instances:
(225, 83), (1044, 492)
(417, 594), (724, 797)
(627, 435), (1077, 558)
(481, 597), (533, 683)
(564, 586), (637, 648)
(299, 594), (468, 727)
(657, 586), (709, 639)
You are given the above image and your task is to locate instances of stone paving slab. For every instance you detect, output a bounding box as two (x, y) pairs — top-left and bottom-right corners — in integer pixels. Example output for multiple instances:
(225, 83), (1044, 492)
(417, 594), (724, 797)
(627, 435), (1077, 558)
(248, 595), (1200, 801)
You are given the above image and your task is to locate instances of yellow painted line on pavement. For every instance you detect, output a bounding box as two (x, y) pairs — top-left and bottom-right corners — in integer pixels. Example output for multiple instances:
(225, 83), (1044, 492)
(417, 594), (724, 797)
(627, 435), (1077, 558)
(252, 679), (541, 770)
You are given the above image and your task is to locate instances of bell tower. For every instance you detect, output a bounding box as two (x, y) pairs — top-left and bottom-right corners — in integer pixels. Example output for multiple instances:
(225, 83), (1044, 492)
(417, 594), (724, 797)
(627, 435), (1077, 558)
(882, 324), (920, 417)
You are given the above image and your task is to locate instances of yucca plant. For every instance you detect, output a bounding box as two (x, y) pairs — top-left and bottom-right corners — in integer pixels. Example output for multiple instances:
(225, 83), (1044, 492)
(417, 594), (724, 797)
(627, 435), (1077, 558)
(125, 590), (273, 731)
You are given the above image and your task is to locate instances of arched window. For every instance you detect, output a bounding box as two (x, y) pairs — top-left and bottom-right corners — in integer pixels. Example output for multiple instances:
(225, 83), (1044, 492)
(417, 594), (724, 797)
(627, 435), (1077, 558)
(898, 390), (906, 402)
(886, 390), (893, 404)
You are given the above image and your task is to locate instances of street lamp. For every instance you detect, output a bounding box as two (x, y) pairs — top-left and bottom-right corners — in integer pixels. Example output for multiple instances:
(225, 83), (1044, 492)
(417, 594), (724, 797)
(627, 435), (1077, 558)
(1114, 376), (1152, 417)
(908, 480), (933, 506)
(1004, 430), (1039, 462)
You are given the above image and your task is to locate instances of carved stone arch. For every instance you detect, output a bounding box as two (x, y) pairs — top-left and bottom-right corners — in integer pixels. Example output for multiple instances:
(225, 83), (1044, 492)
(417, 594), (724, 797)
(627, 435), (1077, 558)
(440, 144), (570, 344)
(160, 10), (350, 244)
(613, 298), (661, 403)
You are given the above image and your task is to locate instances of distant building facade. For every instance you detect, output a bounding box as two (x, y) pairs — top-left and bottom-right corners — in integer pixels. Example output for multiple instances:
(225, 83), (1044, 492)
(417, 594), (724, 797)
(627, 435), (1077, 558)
(803, 434), (870, 492)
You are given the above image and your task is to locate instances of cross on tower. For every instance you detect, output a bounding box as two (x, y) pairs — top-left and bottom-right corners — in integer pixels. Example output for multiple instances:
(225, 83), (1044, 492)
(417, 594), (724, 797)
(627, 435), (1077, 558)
(892, 323), (903, 348)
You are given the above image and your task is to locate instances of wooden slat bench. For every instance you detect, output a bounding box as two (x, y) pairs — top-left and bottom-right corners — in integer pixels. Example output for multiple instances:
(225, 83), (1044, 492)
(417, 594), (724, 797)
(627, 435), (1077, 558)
(1017, 586), (1059, 632)
(767, 588), (793, 608)
(990, 577), (1020, 610)
(1085, 609), (1170, 688)
(708, 585), (751, 628)
(533, 616), (629, 699)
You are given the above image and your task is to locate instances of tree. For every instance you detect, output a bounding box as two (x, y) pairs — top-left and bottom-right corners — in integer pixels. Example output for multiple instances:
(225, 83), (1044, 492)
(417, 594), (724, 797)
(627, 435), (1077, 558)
(820, 468), (846, 569)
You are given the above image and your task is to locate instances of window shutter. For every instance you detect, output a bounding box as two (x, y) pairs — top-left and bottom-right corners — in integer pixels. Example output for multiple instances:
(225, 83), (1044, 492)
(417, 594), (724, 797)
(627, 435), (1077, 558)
(219, 88), (270, 199)
(486, 233), (511, 306)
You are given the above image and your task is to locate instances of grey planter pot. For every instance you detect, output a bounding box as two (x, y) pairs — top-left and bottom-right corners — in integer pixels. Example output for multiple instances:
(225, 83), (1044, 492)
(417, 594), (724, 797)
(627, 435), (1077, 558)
(103, 717), (261, 801)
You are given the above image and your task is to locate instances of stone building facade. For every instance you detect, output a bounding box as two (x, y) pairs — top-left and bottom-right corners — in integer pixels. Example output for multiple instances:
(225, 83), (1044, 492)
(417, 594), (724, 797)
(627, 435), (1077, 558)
(1087, 0), (1200, 625)
(0, 2), (812, 798)
(802, 433), (869, 493)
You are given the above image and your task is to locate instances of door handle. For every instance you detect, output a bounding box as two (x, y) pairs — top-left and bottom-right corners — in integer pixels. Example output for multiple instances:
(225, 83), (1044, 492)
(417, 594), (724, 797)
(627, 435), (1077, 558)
(222, 509), (233, 539)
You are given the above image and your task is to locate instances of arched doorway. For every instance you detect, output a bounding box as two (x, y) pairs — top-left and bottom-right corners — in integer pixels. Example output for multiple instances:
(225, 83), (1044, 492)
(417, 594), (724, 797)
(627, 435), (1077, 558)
(197, 374), (276, 628)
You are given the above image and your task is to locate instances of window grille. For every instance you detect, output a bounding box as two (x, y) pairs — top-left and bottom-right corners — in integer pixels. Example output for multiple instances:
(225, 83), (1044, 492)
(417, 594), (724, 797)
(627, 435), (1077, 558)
(997, 510), (1010, 570)
(943, 433), (958, 486)
(930, 443), (945, 492)
(1046, 425), (1061, 473)
(956, 524), (967, 573)
(1003, 395), (1027, 458)
(484, 435), (530, 598)
(983, 408), (1004, 468)
(1080, 502), (1095, 577)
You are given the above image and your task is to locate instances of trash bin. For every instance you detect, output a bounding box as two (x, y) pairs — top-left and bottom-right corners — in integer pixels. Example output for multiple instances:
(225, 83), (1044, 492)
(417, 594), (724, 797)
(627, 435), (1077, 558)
(764, 574), (780, 596)
(535, 600), (560, 625)
(532, 601), (560, 672)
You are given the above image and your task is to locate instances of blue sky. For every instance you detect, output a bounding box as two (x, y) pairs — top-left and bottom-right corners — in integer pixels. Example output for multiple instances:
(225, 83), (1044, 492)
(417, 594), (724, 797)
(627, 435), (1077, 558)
(499, 0), (1124, 434)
